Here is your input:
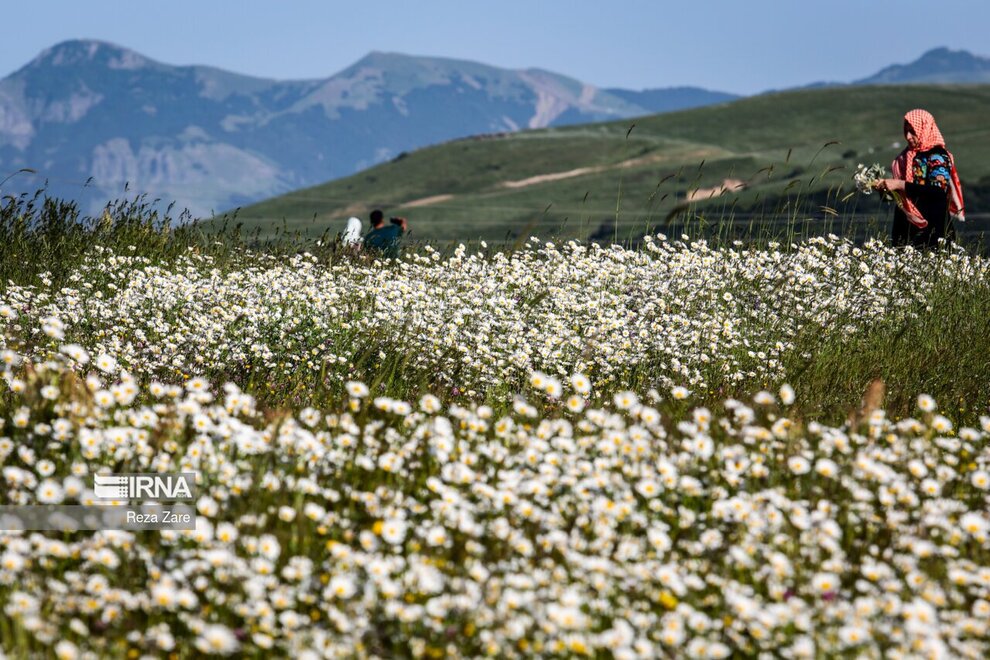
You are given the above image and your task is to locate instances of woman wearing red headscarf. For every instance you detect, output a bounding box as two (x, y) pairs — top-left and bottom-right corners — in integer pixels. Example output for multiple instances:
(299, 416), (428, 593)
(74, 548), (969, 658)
(876, 109), (965, 248)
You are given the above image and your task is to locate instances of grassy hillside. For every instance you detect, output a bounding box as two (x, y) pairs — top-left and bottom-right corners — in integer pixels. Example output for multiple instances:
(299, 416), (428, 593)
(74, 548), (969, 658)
(226, 85), (990, 244)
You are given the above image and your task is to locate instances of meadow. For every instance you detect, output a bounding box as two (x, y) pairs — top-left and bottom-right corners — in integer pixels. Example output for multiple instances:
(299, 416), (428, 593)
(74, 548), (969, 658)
(2, 192), (990, 657)
(229, 84), (990, 245)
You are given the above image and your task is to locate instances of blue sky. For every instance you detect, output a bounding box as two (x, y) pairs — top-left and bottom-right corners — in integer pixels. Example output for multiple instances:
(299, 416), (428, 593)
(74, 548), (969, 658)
(3, 1), (989, 94)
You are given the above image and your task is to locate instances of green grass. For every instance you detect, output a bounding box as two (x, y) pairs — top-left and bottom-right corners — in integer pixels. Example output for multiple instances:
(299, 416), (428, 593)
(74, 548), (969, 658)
(0, 191), (326, 290)
(225, 84), (990, 244)
(781, 278), (990, 422)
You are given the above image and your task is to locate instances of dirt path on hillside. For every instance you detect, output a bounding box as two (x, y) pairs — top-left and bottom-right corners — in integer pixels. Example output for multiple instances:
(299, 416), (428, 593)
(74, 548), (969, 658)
(499, 152), (681, 189)
(685, 178), (746, 201)
(378, 148), (722, 210)
(501, 167), (600, 188)
(399, 194), (455, 208)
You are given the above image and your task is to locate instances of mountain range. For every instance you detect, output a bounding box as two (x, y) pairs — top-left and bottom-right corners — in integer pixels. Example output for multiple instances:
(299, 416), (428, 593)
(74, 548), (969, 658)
(0, 40), (986, 217)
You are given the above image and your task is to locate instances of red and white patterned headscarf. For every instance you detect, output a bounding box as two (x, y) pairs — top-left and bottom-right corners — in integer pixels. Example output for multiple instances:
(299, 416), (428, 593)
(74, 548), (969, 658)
(891, 109), (965, 228)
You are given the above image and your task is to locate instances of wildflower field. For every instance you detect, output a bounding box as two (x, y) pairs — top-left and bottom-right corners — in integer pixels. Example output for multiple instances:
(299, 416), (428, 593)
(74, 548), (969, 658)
(2, 196), (990, 657)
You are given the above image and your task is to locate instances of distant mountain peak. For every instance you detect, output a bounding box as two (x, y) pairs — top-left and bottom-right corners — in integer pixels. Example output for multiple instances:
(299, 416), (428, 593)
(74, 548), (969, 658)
(856, 46), (990, 84)
(348, 50), (482, 71)
(910, 46), (989, 71)
(350, 50), (403, 66)
(26, 38), (150, 72)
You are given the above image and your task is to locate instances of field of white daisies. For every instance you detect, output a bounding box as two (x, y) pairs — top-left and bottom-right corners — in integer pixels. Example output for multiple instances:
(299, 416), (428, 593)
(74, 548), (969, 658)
(2, 199), (990, 657)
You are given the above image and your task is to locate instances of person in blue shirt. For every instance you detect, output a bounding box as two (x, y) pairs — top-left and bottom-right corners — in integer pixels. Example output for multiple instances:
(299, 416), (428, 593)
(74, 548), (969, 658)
(362, 209), (408, 258)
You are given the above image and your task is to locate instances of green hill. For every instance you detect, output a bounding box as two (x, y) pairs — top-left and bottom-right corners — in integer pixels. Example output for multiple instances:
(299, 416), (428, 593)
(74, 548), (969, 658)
(227, 85), (990, 243)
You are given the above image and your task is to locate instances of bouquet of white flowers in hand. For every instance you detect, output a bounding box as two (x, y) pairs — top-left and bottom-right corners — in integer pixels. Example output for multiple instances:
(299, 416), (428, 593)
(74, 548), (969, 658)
(854, 163), (886, 195)
(854, 163), (901, 204)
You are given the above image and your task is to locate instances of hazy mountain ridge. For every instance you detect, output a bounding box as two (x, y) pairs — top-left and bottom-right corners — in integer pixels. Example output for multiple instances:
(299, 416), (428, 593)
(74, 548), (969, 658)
(0, 40), (731, 216)
(856, 47), (990, 84)
(604, 87), (739, 113)
(0, 40), (986, 217)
